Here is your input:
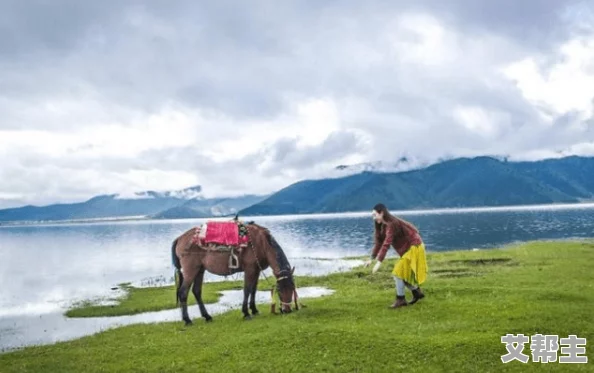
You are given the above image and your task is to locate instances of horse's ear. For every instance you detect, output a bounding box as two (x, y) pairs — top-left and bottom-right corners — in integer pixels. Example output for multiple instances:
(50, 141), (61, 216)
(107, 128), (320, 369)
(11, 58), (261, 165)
(291, 266), (295, 275)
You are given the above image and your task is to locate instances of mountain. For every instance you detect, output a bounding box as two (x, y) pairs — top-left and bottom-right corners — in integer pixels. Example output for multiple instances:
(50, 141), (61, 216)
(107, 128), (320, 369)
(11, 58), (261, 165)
(152, 194), (269, 219)
(3, 155), (593, 222)
(0, 185), (267, 222)
(239, 156), (594, 215)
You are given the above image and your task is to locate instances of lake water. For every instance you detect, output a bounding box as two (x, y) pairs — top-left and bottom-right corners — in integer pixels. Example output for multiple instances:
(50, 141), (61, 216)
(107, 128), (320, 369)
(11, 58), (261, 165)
(1, 203), (594, 351)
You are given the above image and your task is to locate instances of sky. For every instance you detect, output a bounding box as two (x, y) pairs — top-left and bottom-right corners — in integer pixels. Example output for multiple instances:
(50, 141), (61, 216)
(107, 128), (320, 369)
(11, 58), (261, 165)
(1, 0), (594, 208)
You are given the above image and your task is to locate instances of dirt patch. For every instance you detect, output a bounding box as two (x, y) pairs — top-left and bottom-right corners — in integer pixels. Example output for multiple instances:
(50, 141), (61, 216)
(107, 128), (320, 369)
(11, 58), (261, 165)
(431, 268), (478, 277)
(447, 258), (513, 266)
(534, 292), (590, 303)
(431, 268), (471, 274)
(431, 268), (480, 278)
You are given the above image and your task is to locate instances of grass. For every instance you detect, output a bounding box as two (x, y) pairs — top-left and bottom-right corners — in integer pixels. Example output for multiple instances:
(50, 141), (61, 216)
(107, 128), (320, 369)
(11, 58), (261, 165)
(66, 280), (244, 318)
(1, 240), (593, 372)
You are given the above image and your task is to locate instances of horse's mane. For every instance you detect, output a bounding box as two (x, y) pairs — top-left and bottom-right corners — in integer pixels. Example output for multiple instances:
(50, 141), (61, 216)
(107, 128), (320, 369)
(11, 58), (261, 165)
(245, 222), (268, 233)
(246, 222), (292, 275)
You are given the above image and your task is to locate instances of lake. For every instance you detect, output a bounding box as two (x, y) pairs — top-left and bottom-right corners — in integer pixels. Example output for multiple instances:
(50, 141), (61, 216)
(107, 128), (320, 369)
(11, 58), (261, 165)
(1, 203), (594, 351)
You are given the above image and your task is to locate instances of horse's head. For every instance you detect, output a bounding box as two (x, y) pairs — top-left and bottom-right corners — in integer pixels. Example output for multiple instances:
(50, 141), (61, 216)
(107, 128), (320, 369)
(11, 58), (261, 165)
(276, 266), (296, 314)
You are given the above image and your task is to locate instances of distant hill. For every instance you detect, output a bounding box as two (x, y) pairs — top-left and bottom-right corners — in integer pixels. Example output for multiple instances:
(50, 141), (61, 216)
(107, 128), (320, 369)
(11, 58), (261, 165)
(239, 156), (594, 215)
(0, 185), (267, 222)
(153, 194), (269, 219)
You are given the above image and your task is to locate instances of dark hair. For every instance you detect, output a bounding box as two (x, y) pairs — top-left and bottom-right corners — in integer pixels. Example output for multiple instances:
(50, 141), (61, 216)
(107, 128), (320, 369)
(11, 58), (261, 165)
(373, 203), (396, 238)
(374, 203), (420, 236)
(373, 203), (387, 213)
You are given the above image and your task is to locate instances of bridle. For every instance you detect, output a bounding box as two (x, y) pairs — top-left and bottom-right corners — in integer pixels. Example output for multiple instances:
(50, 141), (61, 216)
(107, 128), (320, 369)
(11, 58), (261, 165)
(270, 271), (300, 314)
(244, 224), (301, 314)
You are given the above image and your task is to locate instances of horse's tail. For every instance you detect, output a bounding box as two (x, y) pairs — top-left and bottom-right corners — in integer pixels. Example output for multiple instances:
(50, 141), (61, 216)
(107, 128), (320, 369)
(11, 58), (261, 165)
(171, 238), (183, 307)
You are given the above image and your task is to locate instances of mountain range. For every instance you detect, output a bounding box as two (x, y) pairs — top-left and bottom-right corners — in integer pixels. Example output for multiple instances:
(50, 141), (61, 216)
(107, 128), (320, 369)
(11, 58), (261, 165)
(0, 186), (268, 223)
(1, 155), (593, 223)
(239, 156), (594, 215)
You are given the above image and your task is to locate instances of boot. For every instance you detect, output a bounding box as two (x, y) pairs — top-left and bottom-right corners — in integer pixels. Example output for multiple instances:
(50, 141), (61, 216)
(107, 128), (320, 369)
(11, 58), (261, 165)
(389, 295), (407, 309)
(409, 287), (425, 305)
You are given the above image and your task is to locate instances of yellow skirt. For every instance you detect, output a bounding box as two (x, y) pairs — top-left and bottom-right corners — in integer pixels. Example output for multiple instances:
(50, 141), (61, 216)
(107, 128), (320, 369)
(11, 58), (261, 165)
(392, 243), (428, 285)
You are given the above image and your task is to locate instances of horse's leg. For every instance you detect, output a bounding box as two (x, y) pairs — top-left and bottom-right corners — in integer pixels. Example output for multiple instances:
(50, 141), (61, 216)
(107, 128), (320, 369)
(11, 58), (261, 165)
(242, 268), (256, 320)
(191, 267), (212, 322)
(178, 266), (198, 326)
(249, 268), (260, 316)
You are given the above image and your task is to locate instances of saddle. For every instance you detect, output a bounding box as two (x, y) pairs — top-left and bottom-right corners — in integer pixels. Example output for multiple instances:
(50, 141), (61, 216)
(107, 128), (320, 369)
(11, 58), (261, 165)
(191, 221), (250, 270)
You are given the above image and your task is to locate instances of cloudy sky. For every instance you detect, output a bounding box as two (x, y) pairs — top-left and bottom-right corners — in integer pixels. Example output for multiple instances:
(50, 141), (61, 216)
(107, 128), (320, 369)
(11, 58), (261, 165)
(1, 0), (593, 208)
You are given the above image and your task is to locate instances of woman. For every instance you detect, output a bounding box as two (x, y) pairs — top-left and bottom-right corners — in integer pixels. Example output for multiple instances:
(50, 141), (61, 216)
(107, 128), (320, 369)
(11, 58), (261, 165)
(365, 203), (428, 308)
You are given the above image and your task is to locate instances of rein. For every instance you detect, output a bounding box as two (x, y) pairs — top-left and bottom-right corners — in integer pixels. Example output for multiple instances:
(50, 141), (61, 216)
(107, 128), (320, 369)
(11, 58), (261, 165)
(245, 224), (300, 312)
(246, 225), (274, 288)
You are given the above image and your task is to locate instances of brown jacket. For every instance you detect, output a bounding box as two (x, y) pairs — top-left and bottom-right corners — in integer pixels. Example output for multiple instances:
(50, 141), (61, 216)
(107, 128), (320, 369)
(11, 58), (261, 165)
(371, 218), (422, 262)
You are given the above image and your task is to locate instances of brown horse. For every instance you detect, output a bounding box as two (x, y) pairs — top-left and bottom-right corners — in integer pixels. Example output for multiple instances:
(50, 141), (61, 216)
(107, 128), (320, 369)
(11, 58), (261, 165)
(171, 221), (297, 325)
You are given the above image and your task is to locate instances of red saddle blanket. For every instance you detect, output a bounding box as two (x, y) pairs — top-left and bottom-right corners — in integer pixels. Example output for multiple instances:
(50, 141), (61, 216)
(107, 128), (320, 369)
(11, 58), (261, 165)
(199, 221), (249, 246)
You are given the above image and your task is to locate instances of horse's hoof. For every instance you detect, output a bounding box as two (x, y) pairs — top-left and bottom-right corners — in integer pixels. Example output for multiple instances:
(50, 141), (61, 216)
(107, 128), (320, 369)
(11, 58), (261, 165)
(251, 310), (259, 316)
(184, 320), (193, 326)
(205, 317), (213, 323)
(244, 315), (252, 321)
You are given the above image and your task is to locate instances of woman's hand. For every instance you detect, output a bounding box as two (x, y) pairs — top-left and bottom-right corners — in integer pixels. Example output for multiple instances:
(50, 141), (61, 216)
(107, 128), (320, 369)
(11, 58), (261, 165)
(372, 261), (382, 274)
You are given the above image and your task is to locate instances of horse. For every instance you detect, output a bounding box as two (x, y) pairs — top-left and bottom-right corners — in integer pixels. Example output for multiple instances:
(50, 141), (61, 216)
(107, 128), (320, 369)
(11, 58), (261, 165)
(171, 220), (297, 325)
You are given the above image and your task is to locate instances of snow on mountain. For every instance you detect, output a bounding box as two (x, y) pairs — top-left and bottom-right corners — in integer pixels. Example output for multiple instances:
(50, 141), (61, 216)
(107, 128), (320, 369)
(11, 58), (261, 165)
(332, 156), (430, 177)
(114, 185), (203, 200)
(113, 191), (156, 200)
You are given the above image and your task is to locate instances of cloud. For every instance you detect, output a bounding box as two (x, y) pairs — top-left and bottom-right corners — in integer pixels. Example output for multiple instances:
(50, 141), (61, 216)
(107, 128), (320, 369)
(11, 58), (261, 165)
(0, 1), (593, 208)
(263, 129), (368, 174)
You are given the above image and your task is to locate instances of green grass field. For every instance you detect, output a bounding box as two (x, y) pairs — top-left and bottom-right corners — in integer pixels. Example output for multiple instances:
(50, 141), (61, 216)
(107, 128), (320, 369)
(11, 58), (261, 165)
(1, 240), (592, 372)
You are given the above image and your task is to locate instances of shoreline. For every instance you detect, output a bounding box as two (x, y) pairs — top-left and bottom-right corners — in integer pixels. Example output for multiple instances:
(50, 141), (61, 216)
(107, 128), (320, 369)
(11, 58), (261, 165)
(2, 201), (594, 228)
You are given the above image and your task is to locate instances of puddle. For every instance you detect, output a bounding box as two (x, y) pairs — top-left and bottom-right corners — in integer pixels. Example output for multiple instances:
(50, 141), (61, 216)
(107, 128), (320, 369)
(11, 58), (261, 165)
(0, 256), (359, 353)
(0, 287), (334, 353)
